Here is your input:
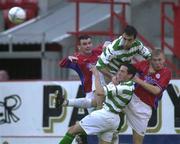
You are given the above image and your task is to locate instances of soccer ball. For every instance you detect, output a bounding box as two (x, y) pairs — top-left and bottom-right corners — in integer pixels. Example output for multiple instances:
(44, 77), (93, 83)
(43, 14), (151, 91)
(8, 7), (26, 24)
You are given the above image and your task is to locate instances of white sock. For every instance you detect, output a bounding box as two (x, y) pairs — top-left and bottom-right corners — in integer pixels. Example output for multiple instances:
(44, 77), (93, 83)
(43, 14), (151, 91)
(67, 98), (92, 108)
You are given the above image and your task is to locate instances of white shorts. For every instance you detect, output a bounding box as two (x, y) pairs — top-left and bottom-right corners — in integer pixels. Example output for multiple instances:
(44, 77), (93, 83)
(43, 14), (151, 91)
(124, 94), (152, 136)
(79, 108), (120, 142)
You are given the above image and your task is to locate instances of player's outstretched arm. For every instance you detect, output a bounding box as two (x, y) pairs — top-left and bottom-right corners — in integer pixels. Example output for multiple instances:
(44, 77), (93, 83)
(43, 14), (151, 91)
(91, 66), (104, 96)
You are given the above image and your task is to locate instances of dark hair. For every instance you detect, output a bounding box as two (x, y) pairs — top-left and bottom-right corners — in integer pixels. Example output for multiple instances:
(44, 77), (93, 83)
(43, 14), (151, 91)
(122, 63), (137, 78)
(123, 25), (137, 39)
(78, 35), (91, 42)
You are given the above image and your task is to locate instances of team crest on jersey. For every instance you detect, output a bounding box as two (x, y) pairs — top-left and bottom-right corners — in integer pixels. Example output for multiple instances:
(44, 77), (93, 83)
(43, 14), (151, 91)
(155, 73), (160, 79)
(145, 75), (157, 84)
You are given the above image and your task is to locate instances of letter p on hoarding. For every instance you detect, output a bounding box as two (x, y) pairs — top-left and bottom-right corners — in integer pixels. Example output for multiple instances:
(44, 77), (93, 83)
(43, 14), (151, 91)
(42, 85), (67, 133)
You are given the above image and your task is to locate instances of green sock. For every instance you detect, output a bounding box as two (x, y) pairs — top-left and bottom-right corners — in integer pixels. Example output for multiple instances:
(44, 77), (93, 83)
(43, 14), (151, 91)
(59, 132), (75, 144)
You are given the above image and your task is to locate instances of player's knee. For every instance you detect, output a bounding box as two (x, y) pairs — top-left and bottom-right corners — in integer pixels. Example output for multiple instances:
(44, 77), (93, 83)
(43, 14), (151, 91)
(91, 98), (97, 107)
(132, 130), (144, 144)
(68, 123), (84, 135)
(68, 126), (77, 135)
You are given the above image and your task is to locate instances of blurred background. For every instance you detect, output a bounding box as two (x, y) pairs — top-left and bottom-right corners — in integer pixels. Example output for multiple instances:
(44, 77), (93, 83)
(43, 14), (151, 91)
(0, 0), (179, 81)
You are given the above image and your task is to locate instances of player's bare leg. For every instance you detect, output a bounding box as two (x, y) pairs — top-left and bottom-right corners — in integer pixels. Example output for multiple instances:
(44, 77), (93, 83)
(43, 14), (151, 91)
(99, 139), (112, 144)
(132, 129), (144, 144)
(68, 123), (85, 135)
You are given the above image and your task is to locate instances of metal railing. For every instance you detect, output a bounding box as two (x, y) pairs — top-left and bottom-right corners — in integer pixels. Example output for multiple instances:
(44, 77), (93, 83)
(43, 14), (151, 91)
(68, 0), (130, 51)
(161, 2), (180, 77)
(68, 0), (180, 77)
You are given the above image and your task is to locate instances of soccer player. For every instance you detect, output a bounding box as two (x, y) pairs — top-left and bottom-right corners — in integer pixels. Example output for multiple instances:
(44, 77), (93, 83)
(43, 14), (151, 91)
(58, 25), (151, 110)
(124, 49), (171, 144)
(58, 35), (104, 144)
(59, 63), (137, 144)
(93, 25), (151, 143)
(96, 25), (151, 80)
(58, 26), (151, 143)
(59, 35), (105, 113)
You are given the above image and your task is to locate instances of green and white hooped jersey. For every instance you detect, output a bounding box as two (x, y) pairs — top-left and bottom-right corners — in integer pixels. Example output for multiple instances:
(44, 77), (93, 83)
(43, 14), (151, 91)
(103, 81), (134, 114)
(96, 36), (151, 74)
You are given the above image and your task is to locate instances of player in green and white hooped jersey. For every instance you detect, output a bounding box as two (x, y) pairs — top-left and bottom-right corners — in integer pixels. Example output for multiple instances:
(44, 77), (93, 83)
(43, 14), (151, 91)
(93, 25), (151, 144)
(96, 25), (151, 79)
(100, 66), (135, 114)
(59, 63), (137, 144)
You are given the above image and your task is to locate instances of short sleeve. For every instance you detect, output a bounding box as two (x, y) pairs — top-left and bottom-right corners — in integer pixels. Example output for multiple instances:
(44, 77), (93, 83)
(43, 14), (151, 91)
(157, 68), (172, 91)
(103, 83), (119, 97)
(96, 39), (120, 69)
